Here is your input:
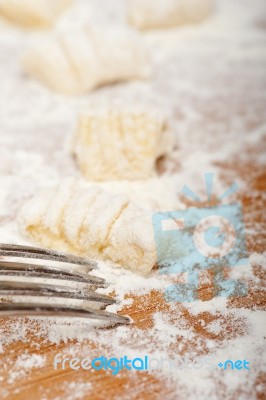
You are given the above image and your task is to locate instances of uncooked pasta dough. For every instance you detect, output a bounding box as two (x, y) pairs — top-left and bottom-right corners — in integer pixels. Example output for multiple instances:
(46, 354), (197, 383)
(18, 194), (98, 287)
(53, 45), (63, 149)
(0, 0), (71, 29)
(73, 106), (173, 180)
(18, 180), (157, 275)
(128, 0), (213, 30)
(23, 26), (151, 95)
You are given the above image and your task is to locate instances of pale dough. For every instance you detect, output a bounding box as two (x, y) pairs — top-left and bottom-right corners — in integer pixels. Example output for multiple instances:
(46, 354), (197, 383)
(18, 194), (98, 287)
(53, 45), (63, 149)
(128, 0), (213, 30)
(23, 26), (151, 95)
(18, 180), (157, 275)
(73, 106), (173, 180)
(0, 0), (71, 29)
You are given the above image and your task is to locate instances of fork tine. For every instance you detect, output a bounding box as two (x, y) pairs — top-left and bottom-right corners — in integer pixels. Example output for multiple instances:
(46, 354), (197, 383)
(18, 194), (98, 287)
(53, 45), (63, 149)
(0, 260), (106, 287)
(0, 302), (131, 325)
(0, 243), (95, 269)
(0, 243), (130, 325)
(0, 281), (115, 307)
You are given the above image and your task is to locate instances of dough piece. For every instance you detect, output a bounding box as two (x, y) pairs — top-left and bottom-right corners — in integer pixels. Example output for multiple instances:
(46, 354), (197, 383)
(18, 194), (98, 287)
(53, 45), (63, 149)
(73, 106), (173, 180)
(18, 180), (157, 275)
(23, 26), (151, 95)
(128, 0), (213, 30)
(0, 0), (71, 29)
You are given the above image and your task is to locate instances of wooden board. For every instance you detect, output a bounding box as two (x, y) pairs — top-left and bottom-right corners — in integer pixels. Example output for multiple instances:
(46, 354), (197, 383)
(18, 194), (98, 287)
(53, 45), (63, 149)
(0, 159), (265, 400)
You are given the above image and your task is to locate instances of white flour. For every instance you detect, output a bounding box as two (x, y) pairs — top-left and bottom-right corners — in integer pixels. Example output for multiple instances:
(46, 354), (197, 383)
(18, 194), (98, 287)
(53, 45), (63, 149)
(0, 0), (265, 399)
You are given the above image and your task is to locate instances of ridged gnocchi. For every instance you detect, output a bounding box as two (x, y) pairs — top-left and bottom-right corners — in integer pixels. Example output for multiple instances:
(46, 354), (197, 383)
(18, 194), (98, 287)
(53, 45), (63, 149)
(19, 180), (157, 275)
(0, 0), (71, 29)
(23, 26), (151, 95)
(128, 0), (213, 30)
(73, 106), (173, 180)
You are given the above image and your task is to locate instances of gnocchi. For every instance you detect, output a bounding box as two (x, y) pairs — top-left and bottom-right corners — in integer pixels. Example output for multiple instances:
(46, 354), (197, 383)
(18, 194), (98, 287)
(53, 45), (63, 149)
(128, 0), (213, 30)
(23, 26), (151, 95)
(19, 180), (157, 275)
(0, 0), (71, 29)
(73, 106), (173, 180)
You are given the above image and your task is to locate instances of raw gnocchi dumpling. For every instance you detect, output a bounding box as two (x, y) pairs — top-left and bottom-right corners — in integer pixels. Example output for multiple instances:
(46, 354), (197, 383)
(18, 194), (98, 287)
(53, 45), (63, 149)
(128, 0), (213, 30)
(0, 0), (71, 29)
(73, 106), (173, 181)
(23, 26), (151, 95)
(19, 180), (157, 275)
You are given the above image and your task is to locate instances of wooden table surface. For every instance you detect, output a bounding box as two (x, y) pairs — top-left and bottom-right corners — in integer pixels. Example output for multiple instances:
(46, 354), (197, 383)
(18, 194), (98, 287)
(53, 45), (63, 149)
(0, 156), (265, 400)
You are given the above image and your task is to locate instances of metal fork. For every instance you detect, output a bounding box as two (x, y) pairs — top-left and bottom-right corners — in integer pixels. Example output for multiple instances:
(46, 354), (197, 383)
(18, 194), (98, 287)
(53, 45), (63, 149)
(0, 243), (130, 325)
